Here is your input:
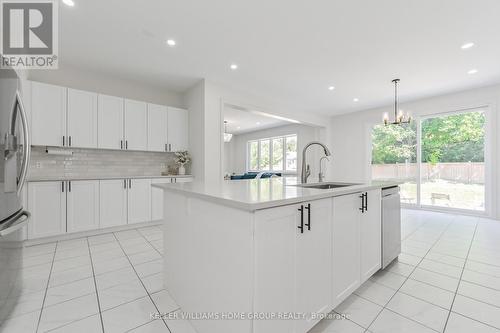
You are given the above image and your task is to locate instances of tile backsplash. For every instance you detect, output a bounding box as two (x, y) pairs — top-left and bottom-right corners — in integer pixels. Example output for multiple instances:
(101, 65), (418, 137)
(28, 146), (189, 180)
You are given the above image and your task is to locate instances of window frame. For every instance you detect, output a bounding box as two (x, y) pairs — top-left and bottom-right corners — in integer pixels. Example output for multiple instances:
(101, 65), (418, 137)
(247, 134), (298, 173)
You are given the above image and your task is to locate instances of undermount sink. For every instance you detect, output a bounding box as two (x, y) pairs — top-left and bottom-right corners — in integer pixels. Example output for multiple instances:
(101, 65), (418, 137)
(293, 182), (360, 189)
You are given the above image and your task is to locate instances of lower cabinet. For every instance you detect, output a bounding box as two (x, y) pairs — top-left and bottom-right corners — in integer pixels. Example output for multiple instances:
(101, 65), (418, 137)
(128, 178), (151, 224)
(151, 178), (172, 221)
(27, 177), (193, 239)
(67, 180), (100, 233)
(27, 181), (66, 239)
(332, 189), (382, 307)
(254, 198), (333, 333)
(151, 177), (194, 221)
(99, 179), (128, 228)
(28, 180), (100, 239)
(360, 189), (382, 282)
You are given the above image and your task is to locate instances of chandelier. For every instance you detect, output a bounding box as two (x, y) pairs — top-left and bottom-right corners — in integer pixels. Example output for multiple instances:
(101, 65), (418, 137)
(383, 79), (411, 125)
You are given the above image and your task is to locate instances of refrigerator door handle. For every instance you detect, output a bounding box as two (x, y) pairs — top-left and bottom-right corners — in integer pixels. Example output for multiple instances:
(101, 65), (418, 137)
(0, 210), (30, 237)
(8, 91), (31, 195)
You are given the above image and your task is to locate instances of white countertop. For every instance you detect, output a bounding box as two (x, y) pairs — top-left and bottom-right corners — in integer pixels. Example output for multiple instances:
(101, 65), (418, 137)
(28, 175), (193, 182)
(153, 177), (401, 211)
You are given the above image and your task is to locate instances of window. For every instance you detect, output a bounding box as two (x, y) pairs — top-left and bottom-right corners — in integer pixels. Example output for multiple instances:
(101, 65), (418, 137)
(248, 134), (297, 172)
(371, 109), (486, 212)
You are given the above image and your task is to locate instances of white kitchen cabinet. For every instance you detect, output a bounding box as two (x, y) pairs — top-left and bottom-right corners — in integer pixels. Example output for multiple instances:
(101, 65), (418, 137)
(332, 189), (382, 307)
(124, 99), (148, 151)
(167, 107), (189, 151)
(254, 198), (332, 333)
(332, 192), (362, 306)
(27, 181), (66, 239)
(98, 94), (124, 150)
(67, 89), (98, 148)
(66, 180), (100, 233)
(128, 178), (151, 224)
(31, 82), (67, 147)
(99, 179), (128, 228)
(360, 189), (382, 282)
(147, 104), (168, 152)
(151, 178), (172, 221)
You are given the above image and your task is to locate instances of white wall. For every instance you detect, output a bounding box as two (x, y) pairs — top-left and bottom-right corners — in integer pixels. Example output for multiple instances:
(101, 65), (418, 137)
(224, 123), (327, 180)
(329, 84), (500, 219)
(185, 80), (332, 183)
(27, 64), (184, 107)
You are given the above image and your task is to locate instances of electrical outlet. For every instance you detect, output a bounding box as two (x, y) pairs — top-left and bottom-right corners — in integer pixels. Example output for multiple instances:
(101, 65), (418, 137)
(35, 162), (42, 169)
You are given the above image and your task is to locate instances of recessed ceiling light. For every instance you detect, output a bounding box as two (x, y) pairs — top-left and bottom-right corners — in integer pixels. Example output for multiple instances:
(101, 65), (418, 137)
(237, 126), (241, 129)
(467, 69), (478, 75)
(328, 86), (335, 91)
(166, 39), (176, 47)
(256, 122), (261, 125)
(230, 64), (238, 70)
(461, 42), (475, 50)
(62, 0), (75, 6)
(353, 98), (359, 102)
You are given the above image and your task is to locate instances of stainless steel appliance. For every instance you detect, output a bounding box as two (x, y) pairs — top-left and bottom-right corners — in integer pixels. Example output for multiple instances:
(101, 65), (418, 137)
(381, 186), (401, 269)
(0, 66), (31, 319)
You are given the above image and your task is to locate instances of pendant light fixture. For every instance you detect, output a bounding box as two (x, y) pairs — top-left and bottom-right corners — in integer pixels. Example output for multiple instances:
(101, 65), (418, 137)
(383, 79), (411, 125)
(223, 121), (233, 142)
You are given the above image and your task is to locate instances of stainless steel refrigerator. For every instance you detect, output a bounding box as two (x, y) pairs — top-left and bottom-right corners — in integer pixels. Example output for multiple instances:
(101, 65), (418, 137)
(0, 66), (31, 319)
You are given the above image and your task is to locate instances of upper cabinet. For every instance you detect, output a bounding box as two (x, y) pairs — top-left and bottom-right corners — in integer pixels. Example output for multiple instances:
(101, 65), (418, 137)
(29, 81), (189, 153)
(168, 107), (189, 151)
(31, 82), (67, 147)
(147, 103), (168, 152)
(124, 99), (148, 151)
(98, 94), (124, 150)
(67, 89), (98, 148)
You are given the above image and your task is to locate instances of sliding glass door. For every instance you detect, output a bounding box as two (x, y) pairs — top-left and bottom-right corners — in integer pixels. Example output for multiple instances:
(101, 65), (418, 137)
(420, 110), (485, 211)
(372, 108), (487, 213)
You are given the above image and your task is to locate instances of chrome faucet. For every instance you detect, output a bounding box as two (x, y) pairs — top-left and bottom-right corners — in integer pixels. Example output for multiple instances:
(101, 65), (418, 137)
(319, 156), (330, 183)
(301, 141), (332, 183)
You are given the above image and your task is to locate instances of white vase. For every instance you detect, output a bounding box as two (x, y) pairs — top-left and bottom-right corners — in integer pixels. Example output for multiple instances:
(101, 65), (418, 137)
(178, 165), (186, 175)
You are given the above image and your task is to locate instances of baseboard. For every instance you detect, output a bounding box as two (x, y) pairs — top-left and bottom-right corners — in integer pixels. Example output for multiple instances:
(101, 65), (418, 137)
(24, 220), (163, 246)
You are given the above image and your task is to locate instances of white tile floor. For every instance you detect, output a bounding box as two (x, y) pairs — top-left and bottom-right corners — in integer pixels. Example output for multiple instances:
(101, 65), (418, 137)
(1, 209), (500, 332)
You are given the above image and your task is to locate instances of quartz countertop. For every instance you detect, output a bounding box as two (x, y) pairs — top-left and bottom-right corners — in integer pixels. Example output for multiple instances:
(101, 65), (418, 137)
(27, 175), (193, 182)
(152, 177), (401, 211)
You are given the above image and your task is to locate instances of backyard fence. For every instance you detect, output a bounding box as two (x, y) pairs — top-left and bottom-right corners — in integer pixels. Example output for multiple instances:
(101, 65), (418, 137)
(372, 162), (484, 184)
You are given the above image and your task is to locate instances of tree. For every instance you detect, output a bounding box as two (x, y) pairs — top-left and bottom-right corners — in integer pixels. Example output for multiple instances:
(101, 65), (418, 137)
(372, 111), (485, 164)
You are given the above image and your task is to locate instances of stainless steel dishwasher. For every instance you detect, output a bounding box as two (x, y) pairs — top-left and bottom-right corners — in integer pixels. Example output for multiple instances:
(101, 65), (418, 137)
(381, 186), (401, 269)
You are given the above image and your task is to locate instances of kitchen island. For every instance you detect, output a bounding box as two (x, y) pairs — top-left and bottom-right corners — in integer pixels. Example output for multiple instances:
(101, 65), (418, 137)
(153, 177), (401, 333)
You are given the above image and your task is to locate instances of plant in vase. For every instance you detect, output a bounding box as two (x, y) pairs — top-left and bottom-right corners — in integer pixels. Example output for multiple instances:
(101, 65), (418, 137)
(174, 151), (190, 175)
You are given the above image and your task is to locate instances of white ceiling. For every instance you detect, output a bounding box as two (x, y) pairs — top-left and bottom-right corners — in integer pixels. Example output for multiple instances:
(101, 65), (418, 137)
(59, 0), (500, 115)
(224, 105), (290, 135)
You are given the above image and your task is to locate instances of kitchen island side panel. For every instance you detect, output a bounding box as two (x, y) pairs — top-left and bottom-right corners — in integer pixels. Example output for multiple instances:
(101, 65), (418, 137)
(163, 191), (254, 333)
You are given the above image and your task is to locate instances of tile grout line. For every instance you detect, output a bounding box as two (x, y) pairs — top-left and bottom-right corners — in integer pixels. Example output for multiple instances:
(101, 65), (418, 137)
(112, 232), (173, 333)
(35, 242), (58, 333)
(442, 219), (479, 332)
(136, 227), (164, 257)
(364, 216), (456, 332)
(86, 237), (106, 333)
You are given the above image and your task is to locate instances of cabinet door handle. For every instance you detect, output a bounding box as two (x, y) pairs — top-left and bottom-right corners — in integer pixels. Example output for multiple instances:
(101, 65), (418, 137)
(304, 203), (311, 231)
(359, 193), (365, 213)
(121, 140), (123, 149)
(298, 205), (304, 234)
(62, 136), (65, 147)
(169, 143), (172, 152)
(125, 140), (128, 150)
(364, 192), (368, 211)
(69, 136), (72, 147)
(165, 144), (167, 152)
(61, 181), (64, 192)
(124, 179), (127, 189)
(68, 181), (71, 192)
(129, 179), (131, 188)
